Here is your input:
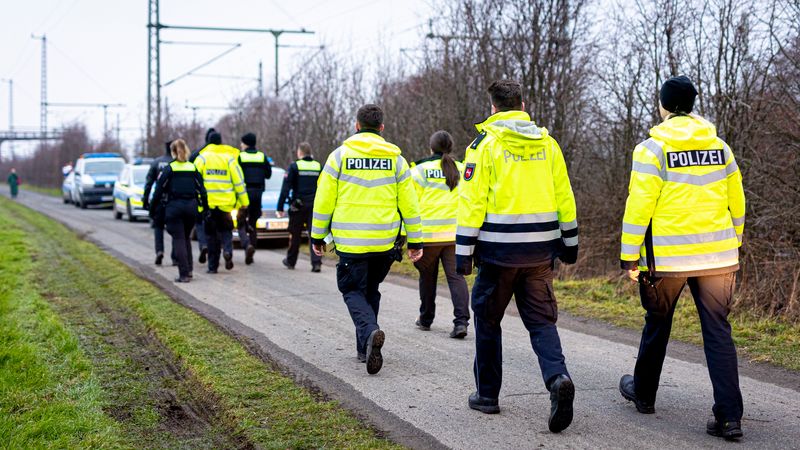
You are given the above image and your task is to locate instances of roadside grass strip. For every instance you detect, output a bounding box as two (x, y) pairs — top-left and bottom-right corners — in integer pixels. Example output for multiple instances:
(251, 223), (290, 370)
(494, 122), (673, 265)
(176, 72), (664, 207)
(1, 197), (401, 449)
(0, 206), (126, 448)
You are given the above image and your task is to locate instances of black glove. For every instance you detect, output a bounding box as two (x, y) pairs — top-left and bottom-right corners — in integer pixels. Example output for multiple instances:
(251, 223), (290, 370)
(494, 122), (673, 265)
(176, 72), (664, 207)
(558, 245), (578, 265)
(456, 255), (473, 276)
(142, 200), (150, 211)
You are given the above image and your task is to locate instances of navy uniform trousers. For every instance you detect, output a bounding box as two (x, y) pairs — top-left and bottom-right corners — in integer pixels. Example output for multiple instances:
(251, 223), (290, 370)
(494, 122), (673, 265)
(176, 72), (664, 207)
(472, 262), (570, 398)
(336, 253), (394, 356)
(165, 198), (197, 278)
(634, 272), (743, 422)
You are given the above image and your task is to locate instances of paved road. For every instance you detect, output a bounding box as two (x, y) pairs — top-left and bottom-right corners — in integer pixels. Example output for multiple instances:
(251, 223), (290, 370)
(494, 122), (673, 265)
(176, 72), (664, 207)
(11, 191), (800, 449)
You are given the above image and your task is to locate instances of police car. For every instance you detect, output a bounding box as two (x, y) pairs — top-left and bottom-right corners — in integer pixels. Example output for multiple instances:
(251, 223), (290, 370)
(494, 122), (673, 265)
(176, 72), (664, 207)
(232, 167), (291, 241)
(112, 160), (152, 222)
(62, 170), (75, 204)
(71, 153), (126, 209)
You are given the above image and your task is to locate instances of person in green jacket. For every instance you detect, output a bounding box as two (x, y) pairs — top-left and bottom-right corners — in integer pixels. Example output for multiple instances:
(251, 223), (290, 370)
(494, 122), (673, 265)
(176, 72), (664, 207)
(7, 168), (19, 199)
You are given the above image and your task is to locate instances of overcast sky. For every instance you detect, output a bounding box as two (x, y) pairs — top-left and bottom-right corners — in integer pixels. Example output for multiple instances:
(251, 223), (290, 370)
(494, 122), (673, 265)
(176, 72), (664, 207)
(0, 0), (435, 154)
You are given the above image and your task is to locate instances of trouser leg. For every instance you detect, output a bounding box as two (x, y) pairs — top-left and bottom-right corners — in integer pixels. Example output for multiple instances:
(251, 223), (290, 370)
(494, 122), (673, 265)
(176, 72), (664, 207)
(195, 216), (207, 251)
(471, 263), (516, 399)
(307, 204), (322, 265)
(286, 208), (303, 266)
(633, 275), (686, 404)
(166, 212), (190, 278)
(414, 245), (441, 326)
(183, 215), (194, 274)
(514, 264), (569, 388)
(689, 274), (743, 422)
(219, 210), (233, 255)
(205, 211), (221, 271)
(246, 197), (260, 249)
(365, 254), (393, 320)
(440, 245), (470, 326)
(337, 257), (374, 354)
(237, 210), (250, 249)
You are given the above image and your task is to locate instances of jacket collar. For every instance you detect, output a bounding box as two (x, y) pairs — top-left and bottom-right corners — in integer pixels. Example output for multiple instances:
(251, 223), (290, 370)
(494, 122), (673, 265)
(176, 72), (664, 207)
(475, 110), (531, 133)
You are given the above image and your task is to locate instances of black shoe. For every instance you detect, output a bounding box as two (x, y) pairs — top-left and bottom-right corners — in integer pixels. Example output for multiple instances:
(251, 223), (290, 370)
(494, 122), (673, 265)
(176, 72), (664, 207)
(311, 264), (321, 273)
(198, 247), (208, 264)
(188, 272), (193, 279)
(548, 375), (575, 433)
(245, 245), (255, 265)
(365, 329), (385, 375)
(707, 418), (743, 440)
(357, 352), (367, 363)
(415, 318), (430, 331)
(619, 374), (655, 414)
(206, 269), (218, 274)
(155, 251), (164, 266)
(450, 324), (468, 339)
(282, 258), (294, 270)
(174, 276), (190, 283)
(223, 252), (233, 270)
(468, 392), (500, 414)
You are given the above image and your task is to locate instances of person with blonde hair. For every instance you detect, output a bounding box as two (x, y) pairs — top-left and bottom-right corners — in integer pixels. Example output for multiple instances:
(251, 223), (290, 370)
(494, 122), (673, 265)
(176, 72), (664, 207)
(151, 139), (209, 282)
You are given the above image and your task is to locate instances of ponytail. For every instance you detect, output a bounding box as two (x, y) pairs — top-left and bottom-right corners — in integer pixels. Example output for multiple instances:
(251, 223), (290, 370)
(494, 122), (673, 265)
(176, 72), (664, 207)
(429, 130), (459, 191)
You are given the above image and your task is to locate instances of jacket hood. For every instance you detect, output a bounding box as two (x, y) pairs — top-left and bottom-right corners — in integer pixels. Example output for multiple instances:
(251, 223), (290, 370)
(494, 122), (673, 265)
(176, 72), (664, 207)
(476, 110), (549, 155)
(649, 114), (718, 150)
(343, 131), (401, 156)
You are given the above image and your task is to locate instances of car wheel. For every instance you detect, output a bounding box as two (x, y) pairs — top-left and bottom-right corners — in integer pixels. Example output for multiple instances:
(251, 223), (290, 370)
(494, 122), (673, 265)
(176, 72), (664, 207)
(127, 200), (136, 222)
(114, 202), (123, 220)
(79, 195), (88, 209)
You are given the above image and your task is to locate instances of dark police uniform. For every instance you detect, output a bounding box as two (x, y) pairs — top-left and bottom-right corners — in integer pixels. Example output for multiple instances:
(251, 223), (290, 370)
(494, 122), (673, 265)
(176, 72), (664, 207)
(143, 147), (175, 265)
(150, 161), (208, 280)
(278, 155), (322, 269)
(237, 147), (272, 252)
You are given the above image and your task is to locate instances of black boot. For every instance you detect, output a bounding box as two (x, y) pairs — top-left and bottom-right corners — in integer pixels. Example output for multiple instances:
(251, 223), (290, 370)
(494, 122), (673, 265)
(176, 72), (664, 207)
(282, 258), (294, 270)
(198, 247), (208, 264)
(548, 375), (574, 433)
(619, 374), (655, 414)
(223, 252), (234, 270)
(468, 392), (499, 414)
(245, 245), (255, 265)
(365, 329), (385, 375)
(707, 418), (743, 440)
(415, 317), (430, 331)
(155, 251), (164, 266)
(450, 324), (468, 339)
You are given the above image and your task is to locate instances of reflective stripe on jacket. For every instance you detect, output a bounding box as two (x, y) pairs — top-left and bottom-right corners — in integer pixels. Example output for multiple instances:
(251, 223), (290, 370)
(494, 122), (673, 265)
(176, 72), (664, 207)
(411, 155), (462, 245)
(620, 114), (746, 276)
(194, 144), (249, 212)
(456, 110), (578, 267)
(311, 131), (422, 255)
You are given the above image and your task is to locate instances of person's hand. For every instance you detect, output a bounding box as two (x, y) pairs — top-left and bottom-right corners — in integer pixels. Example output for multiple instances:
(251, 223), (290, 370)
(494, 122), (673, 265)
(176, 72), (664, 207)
(408, 248), (423, 263)
(312, 242), (326, 256)
(627, 268), (640, 283)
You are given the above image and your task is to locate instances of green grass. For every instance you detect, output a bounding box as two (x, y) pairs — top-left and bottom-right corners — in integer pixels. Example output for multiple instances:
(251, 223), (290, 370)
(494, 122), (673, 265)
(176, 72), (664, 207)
(0, 205), (126, 448)
(313, 243), (800, 371)
(20, 184), (61, 197)
(1, 197), (401, 449)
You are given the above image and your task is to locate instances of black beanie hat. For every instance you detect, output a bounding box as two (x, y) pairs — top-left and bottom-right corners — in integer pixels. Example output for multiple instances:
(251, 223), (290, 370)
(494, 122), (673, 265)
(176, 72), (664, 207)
(241, 132), (256, 147)
(164, 140), (173, 156)
(208, 132), (222, 145)
(660, 76), (698, 114)
(204, 128), (217, 144)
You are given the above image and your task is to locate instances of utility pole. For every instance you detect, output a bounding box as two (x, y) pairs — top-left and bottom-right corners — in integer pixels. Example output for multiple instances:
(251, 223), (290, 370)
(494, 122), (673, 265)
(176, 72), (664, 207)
(0, 79), (12, 154)
(31, 34), (47, 134)
(147, 0), (161, 154)
(258, 60), (264, 98)
(47, 102), (126, 137)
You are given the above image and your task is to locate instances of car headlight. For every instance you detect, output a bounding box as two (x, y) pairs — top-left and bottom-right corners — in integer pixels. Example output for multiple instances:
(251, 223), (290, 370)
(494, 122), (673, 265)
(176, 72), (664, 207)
(81, 175), (95, 186)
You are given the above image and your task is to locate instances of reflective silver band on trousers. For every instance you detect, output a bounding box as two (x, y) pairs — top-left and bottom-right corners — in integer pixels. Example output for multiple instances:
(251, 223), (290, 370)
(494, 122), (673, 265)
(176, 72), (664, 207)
(455, 244), (475, 255)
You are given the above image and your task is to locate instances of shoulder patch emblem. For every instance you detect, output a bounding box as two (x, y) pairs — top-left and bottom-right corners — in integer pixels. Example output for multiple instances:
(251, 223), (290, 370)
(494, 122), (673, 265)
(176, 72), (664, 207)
(464, 163), (476, 181)
(470, 132), (487, 149)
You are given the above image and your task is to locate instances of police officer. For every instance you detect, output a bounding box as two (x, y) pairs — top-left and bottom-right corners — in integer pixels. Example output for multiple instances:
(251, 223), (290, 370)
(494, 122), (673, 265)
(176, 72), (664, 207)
(311, 104), (423, 375)
(190, 128), (222, 264)
(456, 80), (578, 433)
(194, 140), (248, 273)
(618, 76), (746, 440)
(150, 139), (208, 282)
(410, 130), (470, 338)
(277, 141), (322, 272)
(143, 140), (177, 266)
(237, 132), (271, 265)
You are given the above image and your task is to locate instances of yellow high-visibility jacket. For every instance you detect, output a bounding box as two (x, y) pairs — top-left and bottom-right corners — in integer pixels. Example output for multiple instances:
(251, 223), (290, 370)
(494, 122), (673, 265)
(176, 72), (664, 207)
(311, 131), (423, 255)
(411, 154), (463, 245)
(194, 144), (249, 212)
(456, 110), (578, 267)
(620, 114), (745, 276)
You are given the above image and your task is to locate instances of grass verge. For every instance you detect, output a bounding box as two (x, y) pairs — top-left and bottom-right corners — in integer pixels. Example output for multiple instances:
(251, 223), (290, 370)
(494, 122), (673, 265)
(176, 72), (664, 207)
(309, 243), (800, 371)
(1, 197), (400, 449)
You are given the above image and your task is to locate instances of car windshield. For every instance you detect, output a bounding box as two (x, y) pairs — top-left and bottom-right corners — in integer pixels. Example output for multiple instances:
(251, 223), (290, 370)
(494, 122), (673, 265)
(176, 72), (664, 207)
(265, 168), (285, 191)
(84, 160), (124, 174)
(132, 167), (149, 185)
